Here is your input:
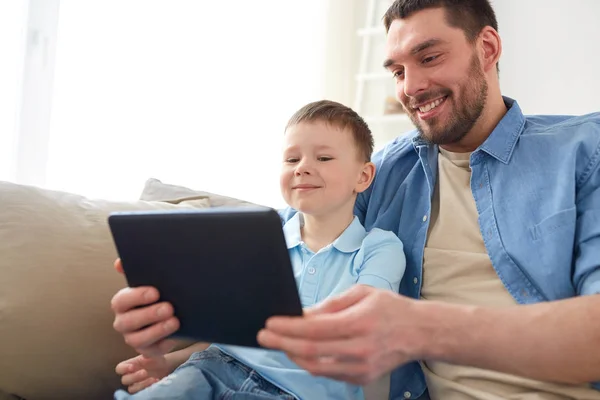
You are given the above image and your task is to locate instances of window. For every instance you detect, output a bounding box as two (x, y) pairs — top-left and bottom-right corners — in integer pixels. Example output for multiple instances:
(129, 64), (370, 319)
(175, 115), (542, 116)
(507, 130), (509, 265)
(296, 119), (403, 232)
(45, 1), (327, 208)
(0, 0), (28, 182)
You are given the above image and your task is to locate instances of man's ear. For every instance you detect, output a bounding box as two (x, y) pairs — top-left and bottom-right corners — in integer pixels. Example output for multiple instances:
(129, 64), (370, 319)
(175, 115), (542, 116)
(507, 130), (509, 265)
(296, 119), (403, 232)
(355, 162), (376, 194)
(479, 26), (502, 73)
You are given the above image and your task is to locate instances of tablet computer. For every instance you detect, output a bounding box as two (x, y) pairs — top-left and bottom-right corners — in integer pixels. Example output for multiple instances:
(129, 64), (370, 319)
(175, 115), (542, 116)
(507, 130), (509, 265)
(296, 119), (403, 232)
(108, 207), (303, 348)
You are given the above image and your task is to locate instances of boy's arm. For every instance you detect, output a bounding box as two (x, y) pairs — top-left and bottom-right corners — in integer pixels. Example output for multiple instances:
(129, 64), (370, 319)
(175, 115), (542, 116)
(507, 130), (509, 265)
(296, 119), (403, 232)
(356, 230), (406, 292)
(165, 342), (211, 371)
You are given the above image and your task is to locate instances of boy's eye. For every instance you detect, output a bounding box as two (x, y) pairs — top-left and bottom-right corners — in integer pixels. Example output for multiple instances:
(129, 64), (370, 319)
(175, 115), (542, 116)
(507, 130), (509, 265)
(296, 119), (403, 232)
(285, 158), (299, 163)
(318, 156), (333, 162)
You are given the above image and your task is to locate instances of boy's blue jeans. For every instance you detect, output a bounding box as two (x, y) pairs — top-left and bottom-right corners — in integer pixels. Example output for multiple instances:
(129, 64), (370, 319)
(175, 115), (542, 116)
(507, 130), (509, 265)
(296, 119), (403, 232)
(114, 346), (296, 400)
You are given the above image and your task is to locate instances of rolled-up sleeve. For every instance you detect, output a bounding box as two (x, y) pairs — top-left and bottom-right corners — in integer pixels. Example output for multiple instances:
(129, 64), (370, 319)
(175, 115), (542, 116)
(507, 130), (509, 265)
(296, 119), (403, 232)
(573, 128), (600, 390)
(574, 138), (600, 296)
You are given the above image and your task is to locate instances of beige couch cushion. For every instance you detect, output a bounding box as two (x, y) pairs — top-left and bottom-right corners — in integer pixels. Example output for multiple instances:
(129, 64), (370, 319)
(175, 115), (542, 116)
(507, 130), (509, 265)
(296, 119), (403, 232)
(140, 178), (256, 207)
(0, 181), (209, 400)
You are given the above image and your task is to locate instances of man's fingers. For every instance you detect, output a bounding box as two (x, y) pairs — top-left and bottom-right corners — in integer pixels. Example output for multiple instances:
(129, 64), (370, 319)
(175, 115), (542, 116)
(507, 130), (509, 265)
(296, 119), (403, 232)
(128, 377), (159, 394)
(257, 330), (373, 360)
(304, 285), (372, 317)
(111, 286), (160, 314)
(264, 294), (370, 340)
(114, 258), (124, 274)
(262, 313), (358, 340)
(113, 301), (174, 334)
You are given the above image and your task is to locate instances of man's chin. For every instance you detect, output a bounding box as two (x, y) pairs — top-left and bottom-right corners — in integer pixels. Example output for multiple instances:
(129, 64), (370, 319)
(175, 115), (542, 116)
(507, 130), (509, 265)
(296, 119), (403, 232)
(415, 125), (437, 144)
(417, 128), (453, 146)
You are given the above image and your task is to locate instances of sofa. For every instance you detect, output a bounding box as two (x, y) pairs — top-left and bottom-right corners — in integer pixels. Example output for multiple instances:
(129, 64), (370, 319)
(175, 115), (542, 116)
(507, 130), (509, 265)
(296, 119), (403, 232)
(0, 178), (390, 400)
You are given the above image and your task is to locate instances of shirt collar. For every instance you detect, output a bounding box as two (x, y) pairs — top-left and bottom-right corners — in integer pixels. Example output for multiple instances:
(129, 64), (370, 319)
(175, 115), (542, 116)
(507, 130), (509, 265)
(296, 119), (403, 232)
(411, 96), (526, 165)
(282, 213), (366, 253)
(283, 212), (303, 249)
(477, 97), (526, 164)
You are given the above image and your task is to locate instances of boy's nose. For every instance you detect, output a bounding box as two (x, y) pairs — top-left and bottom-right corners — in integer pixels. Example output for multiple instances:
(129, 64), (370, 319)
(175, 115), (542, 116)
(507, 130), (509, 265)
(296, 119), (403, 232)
(294, 168), (311, 176)
(294, 161), (312, 176)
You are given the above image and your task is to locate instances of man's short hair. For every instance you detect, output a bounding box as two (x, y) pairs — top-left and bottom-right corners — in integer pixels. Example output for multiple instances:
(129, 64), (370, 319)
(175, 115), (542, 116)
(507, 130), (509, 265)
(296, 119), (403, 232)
(285, 100), (374, 162)
(383, 0), (499, 43)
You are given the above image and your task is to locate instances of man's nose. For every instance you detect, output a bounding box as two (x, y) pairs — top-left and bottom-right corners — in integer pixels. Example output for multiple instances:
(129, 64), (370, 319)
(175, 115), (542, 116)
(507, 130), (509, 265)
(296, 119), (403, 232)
(402, 67), (429, 98)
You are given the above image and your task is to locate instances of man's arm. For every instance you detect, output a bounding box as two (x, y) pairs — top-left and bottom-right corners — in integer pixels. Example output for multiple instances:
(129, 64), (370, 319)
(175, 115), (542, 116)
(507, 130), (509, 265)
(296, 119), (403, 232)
(257, 287), (600, 386)
(443, 140), (600, 383)
(419, 294), (600, 384)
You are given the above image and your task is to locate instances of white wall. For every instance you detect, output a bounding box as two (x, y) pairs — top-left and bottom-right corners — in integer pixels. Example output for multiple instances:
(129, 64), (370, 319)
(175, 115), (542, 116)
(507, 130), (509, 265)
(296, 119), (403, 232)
(493, 0), (600, 115)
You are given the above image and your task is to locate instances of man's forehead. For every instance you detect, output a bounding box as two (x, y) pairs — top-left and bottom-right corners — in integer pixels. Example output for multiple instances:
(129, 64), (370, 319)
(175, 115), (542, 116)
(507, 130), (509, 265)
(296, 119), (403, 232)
(384, 10), (463, 62)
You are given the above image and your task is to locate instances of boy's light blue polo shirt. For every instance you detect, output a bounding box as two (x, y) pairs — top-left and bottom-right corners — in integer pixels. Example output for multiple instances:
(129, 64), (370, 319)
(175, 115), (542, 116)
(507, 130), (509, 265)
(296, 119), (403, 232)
(216, 212), (406, 400)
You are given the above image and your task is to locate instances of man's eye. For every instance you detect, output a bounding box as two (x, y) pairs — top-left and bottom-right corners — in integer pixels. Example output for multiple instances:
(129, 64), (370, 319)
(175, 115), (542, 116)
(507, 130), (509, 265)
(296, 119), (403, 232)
(423, 55), (438, 64)
(393, 70), (404, 79)
(318, 156), (333, 162)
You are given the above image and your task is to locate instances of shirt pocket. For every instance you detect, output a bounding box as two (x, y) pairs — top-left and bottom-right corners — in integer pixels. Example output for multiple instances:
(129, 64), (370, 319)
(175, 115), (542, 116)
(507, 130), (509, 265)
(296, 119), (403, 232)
(530, 207), (576, 241)
(529, 207), (577, 295)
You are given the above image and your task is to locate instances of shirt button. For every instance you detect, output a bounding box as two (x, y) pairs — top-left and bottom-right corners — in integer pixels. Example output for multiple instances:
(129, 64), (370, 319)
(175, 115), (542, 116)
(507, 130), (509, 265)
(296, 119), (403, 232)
(413, 277), (418, 285)
(422, 215), (428, 222)
(403, 391), (411, 398)
(479, 183), (483, 189)
(308, 267), (316, 275)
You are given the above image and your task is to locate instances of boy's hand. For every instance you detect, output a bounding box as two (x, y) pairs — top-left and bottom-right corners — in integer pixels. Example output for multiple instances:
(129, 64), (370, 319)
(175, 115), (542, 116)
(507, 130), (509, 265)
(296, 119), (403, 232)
(115, 354), (173, 394)
(111, 258), (180, 357)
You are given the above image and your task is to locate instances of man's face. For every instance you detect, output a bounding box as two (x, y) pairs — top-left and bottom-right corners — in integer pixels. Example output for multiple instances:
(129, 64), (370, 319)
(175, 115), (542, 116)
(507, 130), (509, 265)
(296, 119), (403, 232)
(383, 8), (488, 145)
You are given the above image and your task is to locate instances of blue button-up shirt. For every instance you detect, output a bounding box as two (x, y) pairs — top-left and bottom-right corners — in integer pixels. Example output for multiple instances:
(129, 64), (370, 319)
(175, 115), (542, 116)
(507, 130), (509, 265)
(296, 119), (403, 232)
(281, 97), (600, 399)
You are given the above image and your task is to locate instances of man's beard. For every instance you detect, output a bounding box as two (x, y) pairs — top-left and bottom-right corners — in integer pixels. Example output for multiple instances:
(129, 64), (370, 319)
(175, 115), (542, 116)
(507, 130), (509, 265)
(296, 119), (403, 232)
(409, 54), (488, 146)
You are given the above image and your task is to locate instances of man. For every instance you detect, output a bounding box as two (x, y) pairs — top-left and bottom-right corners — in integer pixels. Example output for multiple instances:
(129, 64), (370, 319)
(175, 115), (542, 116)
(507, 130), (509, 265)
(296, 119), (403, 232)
(111, 0), (600, 399)
(257, 1), (600, 399)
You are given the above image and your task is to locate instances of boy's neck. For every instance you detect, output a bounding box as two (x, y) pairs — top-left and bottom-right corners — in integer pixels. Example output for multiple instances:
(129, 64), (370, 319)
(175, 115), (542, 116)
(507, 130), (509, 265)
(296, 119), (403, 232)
(300, 205), (355, 253)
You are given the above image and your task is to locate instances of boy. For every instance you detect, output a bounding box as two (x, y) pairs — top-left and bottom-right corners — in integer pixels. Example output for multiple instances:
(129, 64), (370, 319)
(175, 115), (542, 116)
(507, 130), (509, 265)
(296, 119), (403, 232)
(114, 100), (406, 400)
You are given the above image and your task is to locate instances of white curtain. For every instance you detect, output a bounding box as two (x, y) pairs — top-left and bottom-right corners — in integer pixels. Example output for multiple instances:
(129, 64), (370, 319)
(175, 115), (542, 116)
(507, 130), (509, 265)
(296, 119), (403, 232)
(45, 1), (328, 208)
(0, 0), (28, 182)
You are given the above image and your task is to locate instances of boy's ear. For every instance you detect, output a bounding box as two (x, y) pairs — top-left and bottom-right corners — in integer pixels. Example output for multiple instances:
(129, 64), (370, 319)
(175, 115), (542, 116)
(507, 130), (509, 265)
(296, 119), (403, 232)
(355, 162), (376, 193)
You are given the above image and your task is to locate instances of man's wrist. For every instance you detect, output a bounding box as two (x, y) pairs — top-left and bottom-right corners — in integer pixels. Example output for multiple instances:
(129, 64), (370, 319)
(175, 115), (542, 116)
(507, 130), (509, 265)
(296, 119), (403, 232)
(399, 299), (480, 363)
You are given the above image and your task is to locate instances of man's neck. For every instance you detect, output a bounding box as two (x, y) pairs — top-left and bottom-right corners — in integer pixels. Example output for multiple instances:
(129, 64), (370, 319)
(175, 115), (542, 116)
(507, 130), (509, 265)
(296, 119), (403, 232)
(300, 205), (355, 253)
(441, 93), (508, 153)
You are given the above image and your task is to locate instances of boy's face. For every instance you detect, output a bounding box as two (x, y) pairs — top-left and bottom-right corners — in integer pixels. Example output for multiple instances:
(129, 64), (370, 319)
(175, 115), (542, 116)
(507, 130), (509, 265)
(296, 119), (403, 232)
(280, 120), (371, 216)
